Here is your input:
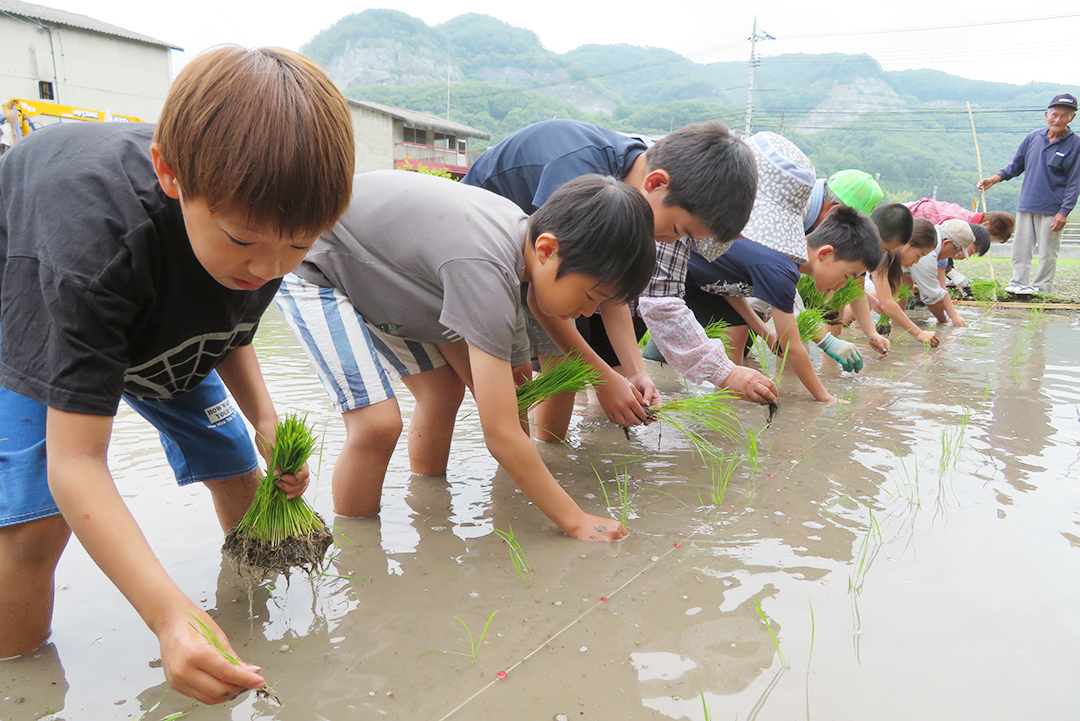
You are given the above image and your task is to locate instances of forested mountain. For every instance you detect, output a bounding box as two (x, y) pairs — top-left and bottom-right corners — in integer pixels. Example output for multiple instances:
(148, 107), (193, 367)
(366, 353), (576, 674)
(303, 10), (1080, 215)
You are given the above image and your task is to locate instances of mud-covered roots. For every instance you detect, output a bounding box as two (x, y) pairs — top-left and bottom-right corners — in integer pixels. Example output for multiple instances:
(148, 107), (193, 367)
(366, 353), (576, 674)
(223, 513), (334, 579)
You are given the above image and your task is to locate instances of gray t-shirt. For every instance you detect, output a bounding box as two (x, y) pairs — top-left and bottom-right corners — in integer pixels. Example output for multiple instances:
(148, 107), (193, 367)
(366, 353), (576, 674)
(294, 171), (529, 361)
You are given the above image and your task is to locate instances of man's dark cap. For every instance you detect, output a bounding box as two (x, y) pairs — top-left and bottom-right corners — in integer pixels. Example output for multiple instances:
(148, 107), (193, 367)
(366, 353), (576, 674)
(1048, 93), (1078, 111)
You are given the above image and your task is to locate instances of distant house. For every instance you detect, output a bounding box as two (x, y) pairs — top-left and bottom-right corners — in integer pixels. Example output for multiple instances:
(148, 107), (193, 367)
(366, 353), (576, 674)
(347, 99), (490, 178)
(0, 0), (178, 122)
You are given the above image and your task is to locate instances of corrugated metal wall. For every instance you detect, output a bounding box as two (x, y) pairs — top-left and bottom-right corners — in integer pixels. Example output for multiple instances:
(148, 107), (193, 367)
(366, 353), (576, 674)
(1, 15), (170, 122)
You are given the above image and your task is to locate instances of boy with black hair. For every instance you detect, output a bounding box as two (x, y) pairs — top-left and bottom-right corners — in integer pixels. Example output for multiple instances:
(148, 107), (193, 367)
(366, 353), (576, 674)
(0, 47), (354, 703)
(276, 171), (654, 541)
(872, 202), (916, 249)
(463, 119), (770, 441)
(685, 206), (881, 402)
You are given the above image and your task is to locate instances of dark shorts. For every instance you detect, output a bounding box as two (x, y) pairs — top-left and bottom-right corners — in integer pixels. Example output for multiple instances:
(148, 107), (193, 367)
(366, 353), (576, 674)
(683, 282), (746, 328)
(575, 313), (650, 367)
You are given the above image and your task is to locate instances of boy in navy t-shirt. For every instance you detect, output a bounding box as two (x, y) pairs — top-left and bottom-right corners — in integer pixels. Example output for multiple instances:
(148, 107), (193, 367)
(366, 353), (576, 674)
(672, 132), (881, 402)
(685, 205), (880, 402)
(464, 119), (769, 439)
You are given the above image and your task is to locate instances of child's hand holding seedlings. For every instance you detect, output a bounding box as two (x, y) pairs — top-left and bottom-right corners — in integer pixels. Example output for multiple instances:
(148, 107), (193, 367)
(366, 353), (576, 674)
(867, 332), (890, 358)
(624, 370), (662, 413)
(723, 366), (779, 405)
(915, 329), (940, 347)
(253, 421), (311, 499)
(159, 606), (265, 705)
(595, 369), (651, 428)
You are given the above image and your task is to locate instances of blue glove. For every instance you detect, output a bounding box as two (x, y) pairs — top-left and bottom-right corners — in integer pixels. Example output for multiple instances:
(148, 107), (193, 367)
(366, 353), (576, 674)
(816, 333), (864, 372)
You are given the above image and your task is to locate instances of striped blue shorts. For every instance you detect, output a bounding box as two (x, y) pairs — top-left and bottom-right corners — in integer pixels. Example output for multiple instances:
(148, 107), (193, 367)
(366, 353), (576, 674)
(274, 273), (446, 412)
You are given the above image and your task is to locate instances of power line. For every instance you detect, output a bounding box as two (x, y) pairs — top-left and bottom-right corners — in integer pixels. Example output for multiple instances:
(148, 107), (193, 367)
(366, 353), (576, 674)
(780, 12), (1080, 40)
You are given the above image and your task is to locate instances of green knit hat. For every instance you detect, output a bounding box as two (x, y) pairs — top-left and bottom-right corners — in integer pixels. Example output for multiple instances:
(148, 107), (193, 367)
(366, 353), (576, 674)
(827, 169), (884, 215)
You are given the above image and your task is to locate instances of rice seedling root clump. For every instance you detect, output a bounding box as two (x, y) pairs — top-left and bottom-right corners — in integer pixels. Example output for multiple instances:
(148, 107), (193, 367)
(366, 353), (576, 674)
(223, 413), (333, 581)
(223, 522), (333, 578)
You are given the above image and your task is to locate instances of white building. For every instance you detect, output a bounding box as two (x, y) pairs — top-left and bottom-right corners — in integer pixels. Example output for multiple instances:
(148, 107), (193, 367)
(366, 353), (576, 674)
(348, 99), (490, 178)
(0, 0), (178, 122)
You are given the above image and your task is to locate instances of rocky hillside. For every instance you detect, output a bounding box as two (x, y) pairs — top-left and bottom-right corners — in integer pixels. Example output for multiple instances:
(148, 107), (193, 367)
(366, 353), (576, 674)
(303, 10), (1080, 213)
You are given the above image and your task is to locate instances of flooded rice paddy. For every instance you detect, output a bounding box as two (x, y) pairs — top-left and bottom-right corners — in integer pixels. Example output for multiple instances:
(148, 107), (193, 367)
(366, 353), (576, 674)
(3, 305), (1079, 720)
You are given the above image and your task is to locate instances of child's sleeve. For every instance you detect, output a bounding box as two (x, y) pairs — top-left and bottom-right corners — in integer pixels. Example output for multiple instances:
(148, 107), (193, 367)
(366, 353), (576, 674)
(909, 252), (946, 306)
(439, 259), (521, 361)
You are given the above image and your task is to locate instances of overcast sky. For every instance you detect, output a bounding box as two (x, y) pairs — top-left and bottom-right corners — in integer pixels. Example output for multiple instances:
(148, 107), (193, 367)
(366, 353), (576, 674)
(42, 0), (1080, 88)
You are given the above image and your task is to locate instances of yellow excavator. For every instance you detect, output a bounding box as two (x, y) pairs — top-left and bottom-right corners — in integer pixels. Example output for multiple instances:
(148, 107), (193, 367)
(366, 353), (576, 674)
(1, 98), (144, 153)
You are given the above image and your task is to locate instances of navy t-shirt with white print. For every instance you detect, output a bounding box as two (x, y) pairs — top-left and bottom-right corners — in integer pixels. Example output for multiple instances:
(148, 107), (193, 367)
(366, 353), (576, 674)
(686, 237), (801, 313)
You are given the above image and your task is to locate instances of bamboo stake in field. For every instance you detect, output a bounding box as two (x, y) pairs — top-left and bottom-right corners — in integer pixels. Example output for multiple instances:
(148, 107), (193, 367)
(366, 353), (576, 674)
(967, 101), (998, 302)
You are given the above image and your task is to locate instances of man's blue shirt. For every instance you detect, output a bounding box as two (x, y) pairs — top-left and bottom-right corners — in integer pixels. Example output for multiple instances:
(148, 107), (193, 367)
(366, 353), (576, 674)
(462, 119), (648, 214)
(998, 127), (1080, 216)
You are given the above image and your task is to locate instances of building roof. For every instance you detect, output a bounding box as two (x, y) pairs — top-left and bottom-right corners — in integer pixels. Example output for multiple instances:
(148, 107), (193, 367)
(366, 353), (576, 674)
(0, 0), (181, 50)
(348, 99), (490, 140)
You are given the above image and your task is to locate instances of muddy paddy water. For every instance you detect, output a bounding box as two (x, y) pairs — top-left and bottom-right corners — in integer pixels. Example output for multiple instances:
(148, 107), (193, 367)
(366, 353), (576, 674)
(3, 306), (1079, 720)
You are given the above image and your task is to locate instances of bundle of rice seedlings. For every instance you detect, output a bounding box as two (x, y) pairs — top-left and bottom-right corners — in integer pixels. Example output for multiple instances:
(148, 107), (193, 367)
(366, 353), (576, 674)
(643, 391), (739, 463)
(516, 351), (603, 416)
(797, 275), (864, 324)
(969, 279), (1000, 303)
(223, 414), (333, 579)
(878, 284), (915, 335)
(875, 313), (892, 336)
(795, 307), (826, 345)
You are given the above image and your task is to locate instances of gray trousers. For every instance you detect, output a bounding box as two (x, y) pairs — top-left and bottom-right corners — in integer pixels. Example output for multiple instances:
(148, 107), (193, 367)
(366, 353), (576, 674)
(1010, 211), (1064, 293)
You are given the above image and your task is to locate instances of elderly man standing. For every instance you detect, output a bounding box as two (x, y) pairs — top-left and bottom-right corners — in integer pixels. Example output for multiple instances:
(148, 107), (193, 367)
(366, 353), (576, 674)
(978, 93), (1080, 295)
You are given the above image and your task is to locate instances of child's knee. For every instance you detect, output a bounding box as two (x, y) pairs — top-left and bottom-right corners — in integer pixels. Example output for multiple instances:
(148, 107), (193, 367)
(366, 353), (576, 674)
(0, 516), (70, 572)
(343, 402), (403, 450)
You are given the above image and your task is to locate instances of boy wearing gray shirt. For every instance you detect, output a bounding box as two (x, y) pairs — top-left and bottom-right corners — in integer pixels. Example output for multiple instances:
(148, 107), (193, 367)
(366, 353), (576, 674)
(277, 170), (654, 541)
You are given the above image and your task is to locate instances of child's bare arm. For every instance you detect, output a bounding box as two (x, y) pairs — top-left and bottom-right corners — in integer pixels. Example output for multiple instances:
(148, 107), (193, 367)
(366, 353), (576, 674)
(870, 271), (939, 345)
(527, 287), (647, 427)
(725, 296), (777, 350)
(847, 294), (890, 357)
(773, 310), (836, 403)
(215, 344), (307, 498)
(597, 299), (661, 407)
(44, 408), (266, 704)
(467, 344), (628, 541)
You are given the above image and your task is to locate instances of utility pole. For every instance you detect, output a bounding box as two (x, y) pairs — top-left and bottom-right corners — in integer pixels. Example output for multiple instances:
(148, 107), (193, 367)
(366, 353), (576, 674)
(743, 17), (774, 136)
(446, 56), (451, 120)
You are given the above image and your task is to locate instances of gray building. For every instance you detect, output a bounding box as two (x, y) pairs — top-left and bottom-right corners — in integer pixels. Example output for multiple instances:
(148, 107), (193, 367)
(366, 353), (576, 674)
(348, 99), (490, 178)
(0, 0), (178, 123)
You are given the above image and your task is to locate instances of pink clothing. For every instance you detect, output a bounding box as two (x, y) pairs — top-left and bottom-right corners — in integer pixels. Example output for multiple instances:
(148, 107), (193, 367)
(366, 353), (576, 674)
(904, 198), (983, 225)
(636, 295), (734, 387)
